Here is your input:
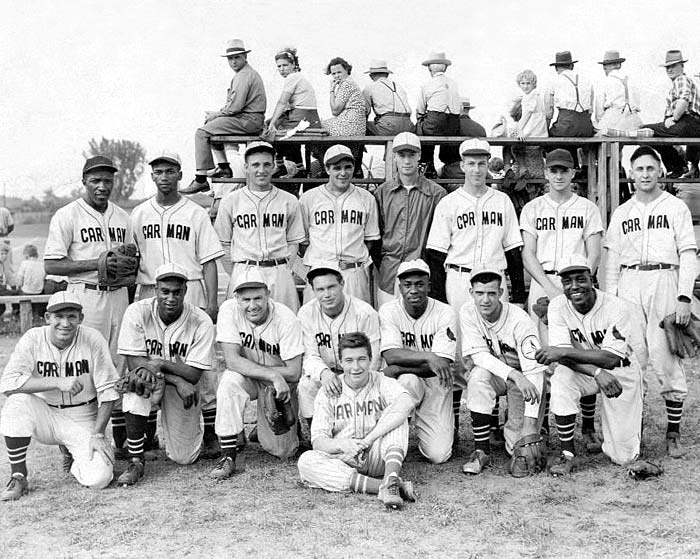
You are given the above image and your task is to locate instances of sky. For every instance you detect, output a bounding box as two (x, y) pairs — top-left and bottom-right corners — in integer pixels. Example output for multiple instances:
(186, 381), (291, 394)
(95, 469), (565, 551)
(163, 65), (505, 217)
(2, 0), (700, 199)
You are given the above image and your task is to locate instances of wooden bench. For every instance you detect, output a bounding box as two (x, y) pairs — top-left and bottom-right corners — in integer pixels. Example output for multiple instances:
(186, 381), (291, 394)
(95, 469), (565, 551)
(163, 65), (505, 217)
(0, 294), (52, 333)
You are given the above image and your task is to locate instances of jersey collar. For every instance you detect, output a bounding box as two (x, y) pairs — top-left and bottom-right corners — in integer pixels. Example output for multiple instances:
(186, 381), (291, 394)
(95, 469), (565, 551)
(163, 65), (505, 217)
(77, 198), (113, 220)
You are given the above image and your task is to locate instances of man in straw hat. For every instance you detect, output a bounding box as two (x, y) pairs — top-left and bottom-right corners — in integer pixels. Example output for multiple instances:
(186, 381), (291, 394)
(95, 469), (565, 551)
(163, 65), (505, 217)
(593, 50), (642, 136)
(643, 50), (700, 178)
(416, 51), (462, 178)
(183, 39), (266, 194)
(363, 59), (415, 136)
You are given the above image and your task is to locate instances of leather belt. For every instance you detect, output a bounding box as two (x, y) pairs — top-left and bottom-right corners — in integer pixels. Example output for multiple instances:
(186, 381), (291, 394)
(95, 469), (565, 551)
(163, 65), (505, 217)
(83, 283), (122, 292)
(48, 397), (97, 409)
(379, 112), (411, 117)
(238, 258), (288, 267)
(447, 264), (472, 274)
(621, 263), (677, 271)
(338, 261), (363, 270)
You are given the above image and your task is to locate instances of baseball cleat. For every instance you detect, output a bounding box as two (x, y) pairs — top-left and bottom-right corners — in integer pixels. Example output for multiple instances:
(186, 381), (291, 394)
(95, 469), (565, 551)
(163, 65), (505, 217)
(398, 478), (416, 502)
(1, 473), (28, 501)
(582, 431), (603, 454)
(210, 455), (238, 480)
(180, 179), (211, 195)
(462, 450), (491, 475)
(549, 452), (575, 477)
(378, 475), (404, 510)
(59, 445), (74, 474)
(117, 458), (145, 486)
(207, 165), (233, 179)
(666, 432), (687, 458)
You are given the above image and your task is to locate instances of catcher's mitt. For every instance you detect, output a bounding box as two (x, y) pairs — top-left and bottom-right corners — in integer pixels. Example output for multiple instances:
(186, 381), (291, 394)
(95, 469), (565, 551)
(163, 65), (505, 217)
(627, 460), (663, 481)
(509, 433), (547, 477)
(97, 243), (139, 287)
(261, 385), (296, 436)
(659, 313), (700, 358)
(532, 296), (550, 325)
(115, 366), (165, 401)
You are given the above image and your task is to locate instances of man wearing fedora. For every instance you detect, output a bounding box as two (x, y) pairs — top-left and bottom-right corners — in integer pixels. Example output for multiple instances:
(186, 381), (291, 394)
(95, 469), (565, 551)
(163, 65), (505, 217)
(593, 50), (642, 136)
(183, 39), (267, 195)
(458, 98), (486, 138)
(643, 50), (700, 179)
(363, 60), (415, 136)
(416, 51), (462, 179)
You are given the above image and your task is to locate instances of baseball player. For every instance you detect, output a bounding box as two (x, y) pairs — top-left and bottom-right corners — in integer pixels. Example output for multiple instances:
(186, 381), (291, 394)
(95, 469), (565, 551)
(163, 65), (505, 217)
(297, 264), (381, 428)
(604, 145), (698, 458)
(211, 270), (304, 479)
(0, 291), (119, 500)
(130, 151), (224, 458)
(44, 156), (132, 454)
(115, 263), (215, 486)
(299, 144), (381, 305)
(214, 141), (305, 312)
(536, 255), (644, 475)
(379, 259), (457, 464)
(298, 332), (415, 510)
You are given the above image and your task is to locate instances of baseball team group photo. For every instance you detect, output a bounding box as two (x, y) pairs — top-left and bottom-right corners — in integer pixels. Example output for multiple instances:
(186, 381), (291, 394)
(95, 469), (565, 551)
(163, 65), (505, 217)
(3, 2), (700, 558)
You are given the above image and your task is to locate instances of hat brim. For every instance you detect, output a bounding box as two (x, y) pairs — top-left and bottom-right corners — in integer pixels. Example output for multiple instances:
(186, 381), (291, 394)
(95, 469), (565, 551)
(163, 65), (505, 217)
(422, 59), (452, 66)
(546, 159), (574, 169)
(245, 144), (275, 158)
(365, 68), (393, 74)
(392, 143), (421, 153)
(149, 157), (181, 167)
(324, 154), (355, 167)
(221, 49), (251, 57)
(660, 59), (687, 67)
(307, 267), (343, 283)
(470, 269), (503, 284)
(47, 302), (83, 313)
(461, 149), (491, 157)
(550, 60), (578, 66)
(598, 58), (626, 64)
(84, 164), (118, 174)
(156, 273), (187, 282)
(234, 281), (267, 292)
(397, 267), (430, 279)
(558, 265), (590, 276)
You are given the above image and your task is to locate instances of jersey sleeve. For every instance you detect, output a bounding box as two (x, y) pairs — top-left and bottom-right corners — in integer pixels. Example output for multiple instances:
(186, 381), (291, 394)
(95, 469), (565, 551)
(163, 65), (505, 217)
(425, 198), (451, 253)
(431, 304), (457, 361)
(583, 201), (604, 239)
(459, 304), (490, 356)
(513, 317), (547, 376)
(196, 213), (225, 264)
(184, 314), (215, 370)
(88, 329), (120, 403)
(214, 195), (235, 245)
(502, 197), (524, 251)
(673, 201), (697, 254)
(310, 388), (334, 443)
(117, 303), (148, 357)
(216, 300), (243, 345)
(298, 306), (330, 382)
(379, 304), (404, 352)
(363, 193), (381, 241)
(519, 201), (538, 237)
(603, 210), (621, 253)
(278, 312), (305, 362)
(286, 197), (307, 245)
(44, 209), (72, 260)
(547, 295), (573, 347)
(600, 302), (634, 360)
(378, 374), (409, 406)
(0, 330), (37, 393)
(298, 193), (312, 244)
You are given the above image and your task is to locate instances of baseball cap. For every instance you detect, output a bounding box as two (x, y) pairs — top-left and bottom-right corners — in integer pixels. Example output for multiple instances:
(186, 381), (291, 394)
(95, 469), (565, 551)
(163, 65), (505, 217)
(47, 291), (83, 313)
(392, 132), (421, 153)
(149, 151), (182, 167)
(630, 145), (662, 165)
(545, 149), (574, 169)
(557, 254), (591, 276)
(244, 141), (275, 159)
(155, 262), (188, 282)
(233, 269), (268, 293)
(396, 259), (430, 279)
(323, 144), (355, 166)
(307, 263), (344, 284)
(469, 267), (503, 284)
(459, 138), (491, 157)
(83, 156), (118, 175)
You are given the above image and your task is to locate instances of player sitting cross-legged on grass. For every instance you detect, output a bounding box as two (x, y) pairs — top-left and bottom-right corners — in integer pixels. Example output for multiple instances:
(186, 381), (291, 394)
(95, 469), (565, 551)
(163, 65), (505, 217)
(298, 332), (415, 510)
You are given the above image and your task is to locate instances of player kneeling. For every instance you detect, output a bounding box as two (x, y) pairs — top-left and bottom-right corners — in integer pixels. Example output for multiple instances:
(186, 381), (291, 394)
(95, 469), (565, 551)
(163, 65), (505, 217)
(0, 292), (118, 501)
(298, 333), (416, 510)
(536, 255), (644, 476)
(460, 268), (547, 477)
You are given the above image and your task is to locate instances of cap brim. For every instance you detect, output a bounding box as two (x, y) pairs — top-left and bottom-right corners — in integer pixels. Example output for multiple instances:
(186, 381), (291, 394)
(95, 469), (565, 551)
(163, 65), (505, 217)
(558, 265), (590, 276)
(461, 149), (491, 157)
(470, 270), (503, 283)
(392, 143), (421, 153)
(660, 59), (687, 67)
(149, 157), (180, 167)
(550, 60), (578, 66)
(397, 267), (430, 279)
(47, 302), (82, 313)
(324, 154), (355, 166)
(546, 159), (573, 169)
(221, 50), (251, 57)
(234, 281), (267, 292)
(307, 267), (343, 283)
(598, 59), (625, 64)
(84, 164), (118, 174)
(156, 273), (187, 282)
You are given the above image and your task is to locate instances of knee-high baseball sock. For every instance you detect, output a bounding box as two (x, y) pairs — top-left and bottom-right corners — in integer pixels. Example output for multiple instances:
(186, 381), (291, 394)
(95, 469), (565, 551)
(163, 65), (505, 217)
(111, 410), (126, 449)
(555, 414), (577, 455)
(202, 408), (217, 439)
(145, 410), (158, 445)
(219, 434), (238, 458)
(542, 392), (551, 434)
(470, 411), (491, 454)
(490, 398), (501, 431)
(453, 389), (463, 431)
(5, 437), (30, 477)
(124, 412), (147, 460)
(580, 395), (596, 433)
(383, 446), (405, 481)
(349, 471), (381, 494)
(665, 400), (683, 435)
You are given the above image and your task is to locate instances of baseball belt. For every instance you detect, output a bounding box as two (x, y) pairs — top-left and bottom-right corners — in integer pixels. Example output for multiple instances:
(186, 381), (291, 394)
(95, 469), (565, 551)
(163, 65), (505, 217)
(239, 258), (288, 267)
(338, 261), (364, 270)
(48, 397), (97, 409)
(447, 264), (472, 274)
(620, 263), (677, 271)
(83, 283), (123, 292)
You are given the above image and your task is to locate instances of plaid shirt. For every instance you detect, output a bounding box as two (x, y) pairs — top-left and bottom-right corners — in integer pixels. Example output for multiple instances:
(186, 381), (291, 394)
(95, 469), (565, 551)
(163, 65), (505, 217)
(665, 74), (700, 117)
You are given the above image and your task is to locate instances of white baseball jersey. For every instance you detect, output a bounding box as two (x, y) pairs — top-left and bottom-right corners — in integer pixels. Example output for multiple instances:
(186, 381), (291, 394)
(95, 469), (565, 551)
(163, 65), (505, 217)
(0, 325), (120, 406)
(217, 299), (304, 366)
(45, 199), (131, 284)
(460, 301), (547, 380)
(130, 197), (224, 284)
(299, 184), (380, 266)
(604, 192), (696, 266)
(297, 296), (381, 382)
(426, 187), (523, 270)
(379, 298), (457, 361)
(520, 193), (603, 271)
(118, 298), (214, 370)
(214, 186), (305, 262)
(310, 371), (408, 442)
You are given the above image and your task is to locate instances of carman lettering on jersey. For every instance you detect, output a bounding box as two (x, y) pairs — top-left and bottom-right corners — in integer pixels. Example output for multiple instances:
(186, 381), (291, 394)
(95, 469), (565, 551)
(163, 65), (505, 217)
(419, 333), (434, 349)
(37, 359), (90, 377)
(401, 331), (417, 348)
(145, 338), (164, 357)
(334, 398), (385, 420)
(315, 332), (332, 349)
(166, 223), (191, 241)
(239, 332), (281, 356)
(570, 328), (606, 346)
(235, 213), (285, 229)
(647, 214), (670, 230)
(535, 215), (584, 230)
(108, 227), (126, 243)
(341, 209), (364, 225)
(456, 211), (503, 229)
(498, 340), (516, 355)
(314, 210), (334, 225)
(80, 226), (126, 243)
(169, 341), (188, 358)
(262, 213), (285, 228)
(621, 218), (641, 235)
(400, 331), (433, 350)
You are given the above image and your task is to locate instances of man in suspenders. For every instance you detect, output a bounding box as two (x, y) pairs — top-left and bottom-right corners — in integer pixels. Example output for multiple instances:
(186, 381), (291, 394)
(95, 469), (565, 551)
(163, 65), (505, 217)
(363, 60), (415, 136)
(593, 50), (642, 136)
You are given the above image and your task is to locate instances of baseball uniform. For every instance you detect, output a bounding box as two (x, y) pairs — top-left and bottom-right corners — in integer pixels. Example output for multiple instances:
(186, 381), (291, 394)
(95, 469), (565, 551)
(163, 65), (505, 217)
(297, 296), (381, 418)
(299, 184), (380, 305)
(118, 298), (215, 465)
(460, 301), (547, 452)
(0, 324), (120, 489)
(297, 371), (410, 492)
(215, 298), (305, 459)
(604, 191), (698, 401)
(215, 186), (305, 312)
(379, 297), (457, 463)
(548, 290), (644, 465)
(426, 187), (523, 311)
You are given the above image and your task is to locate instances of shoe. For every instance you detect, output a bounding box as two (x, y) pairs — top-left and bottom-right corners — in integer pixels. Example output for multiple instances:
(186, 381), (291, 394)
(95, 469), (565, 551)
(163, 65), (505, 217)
(582, 431), (603, 454)
(490, 428), (506, 449)
(180, 179), (210, 194)
(59, 445), (74, 473)
(398, 478), (416, 503)
(117, 458), (145, 486)
(207, 165), (233, 179)
(200, 432), (221, 460)
(1, 473), (28, 501)
(248, 426), (258, 443)
(209, 454), (241, 480)
(143, 436), (160, 461)
(462, 450), (491, 475)
(666, 432), (687, 458)
(549, 452), (575, 477)
(378, 475), (404, 510)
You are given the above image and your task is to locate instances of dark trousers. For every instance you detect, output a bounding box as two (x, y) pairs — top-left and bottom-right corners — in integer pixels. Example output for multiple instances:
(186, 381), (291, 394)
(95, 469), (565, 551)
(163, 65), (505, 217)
(644, 113), (700, 173)
(549, 109), (594, 166)
(417, 111), (460, 166)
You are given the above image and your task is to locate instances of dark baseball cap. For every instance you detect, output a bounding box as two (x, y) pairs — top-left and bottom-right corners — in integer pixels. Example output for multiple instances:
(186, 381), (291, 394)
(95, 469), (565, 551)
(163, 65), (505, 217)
(307, 264), (344, 284)
(545, 149), (574, 169)
(630, 145), (662, 165)
(83, 156), (118, 174)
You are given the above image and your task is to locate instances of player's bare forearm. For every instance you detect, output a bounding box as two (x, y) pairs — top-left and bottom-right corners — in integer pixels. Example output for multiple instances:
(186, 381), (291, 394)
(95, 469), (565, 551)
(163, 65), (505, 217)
(44, 257), (99, 276)
(93, 400), (115, 435)
(382, 348), (434, 370)
(4, 375), (73, 395)
(383, 363), (434, 378)
(584, 233), (602, 274)
(361, 394), (413, 447)
(202, 259), (219, 309)
(542, 346), (621, 369)
(126, 355), (202, 385)
(522, 235), (559, 297)
(288, 243), (299, 268)
(558, 357), (598, 378)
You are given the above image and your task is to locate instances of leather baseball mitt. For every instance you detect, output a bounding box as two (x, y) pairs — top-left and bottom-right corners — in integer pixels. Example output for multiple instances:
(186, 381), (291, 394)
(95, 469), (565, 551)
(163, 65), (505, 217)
(532, 296), (550, 325)
(97, 243), (140, 287)
(509, 433), (547, 477)
(627, 460), (663, 481)
(261, 384), (296, 436)
(115, 366), (165, 402)
(659, 313), (700, 358)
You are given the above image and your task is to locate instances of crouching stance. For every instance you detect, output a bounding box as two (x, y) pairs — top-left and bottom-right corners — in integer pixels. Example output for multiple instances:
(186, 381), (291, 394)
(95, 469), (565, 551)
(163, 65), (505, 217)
(298, 333), (415, 510)
(460, 268), (546, 476)
(1, 292), (119, 500)
(536, 255), (644, 476)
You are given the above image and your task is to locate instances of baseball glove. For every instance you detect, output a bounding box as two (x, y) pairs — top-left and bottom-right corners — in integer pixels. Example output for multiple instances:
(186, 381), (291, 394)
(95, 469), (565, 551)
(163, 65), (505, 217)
(659, 313), (700, 358)
(509, 433), (547, 477)
(115, 366), (165, 402)
(627, 460), (663, 481)
(261, 384), (296, 436)
(532, 297), (550, 325)
(97, 243), (139, 288)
